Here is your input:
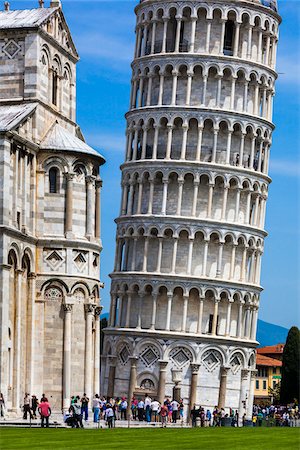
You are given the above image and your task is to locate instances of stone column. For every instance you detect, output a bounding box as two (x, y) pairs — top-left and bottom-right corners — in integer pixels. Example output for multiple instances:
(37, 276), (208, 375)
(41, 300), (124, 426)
(251, 307), (258, 340)
(141, 126), (148, 160)
(216, 76), (222, 108)
(150, 291), (158, 330)
(127, 356), (138, 414)
(26, 273), (36, 394)
(166, 292), (173, 331)
(84, 304), (94, 400)
(95, 179), (102, 239)
(190, 16), (197, 52)
(150, 20), (157, 54)
(146, 75), (153, 106)
(86, 175), (95, 238)
(226, 129), (232, 164)
(234, 188), (241, 222)
(171, 71), (178, 105)
(182, 294), (189, 332)
(196, 125), (203, 161)
(216, 242), (224, 278)
(205, 19), (211, 53)
(65, 173), (74, 237)
(137, 75), (144, 107)
(21, 152), (28, 232)
(107, 356), (117, 399)
(166, 123), (173, 160)
(246, 370), (257, 421)
(161, 17), (168, 53)
(192, 179), (199, 217)
(152, 125), (160, 159)
(237, 301), (244, 338)
(171, 237), (178, 274)
(161, 178), (169, 214)
(202, 75), (207, 105)
(197, 297), (204, 334)
(136, 179), (143, 214)
(217, 367), (229, 409)
(233, 22), (241, 57)
(189, 364), (200, 422)
(186, 72), (193, 105)
(137, 293), (143, 329)
(230, 244), (236, 279)
(175, 17), (182, 52)
(202, 240), (209, 277)
(125, 292), (132, 328)
(207, 183), (214, 218)
(147, 178), (154, 214)
(243, 81), (249, 113)
(158, 71), (164, 105)
(247, 25), (253, 59)
(142, 236), (149, 272)
(63, 303), (73, 410)
(238, 369), (250, 425)
(13, 147), (19, 226)
(230, 76), (236, 110)
(220, 19), (226, 53)
(221, 187), (228, 220)
(239, 134), (245, 168)
(176, 179), (184, 215)
(211, 128), (219, 163)
(257, 27), (263, 63)
(212, 299), (219, 336)
(12, 269), (22, 411)
(187, 238), (194, 275)
(225, 299), (233, 337)
(180, 123), (189, 160)
(157, 360), (168, 403)
(156, 237), (163, 272)
(250, 135), (256, 169)
(94, 306), (101, 395)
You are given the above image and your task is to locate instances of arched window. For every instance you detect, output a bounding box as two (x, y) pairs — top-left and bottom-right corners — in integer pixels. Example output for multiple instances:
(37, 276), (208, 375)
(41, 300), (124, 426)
(52, 71), (58, 105)
(224, 20), (235, 55)
(49, 167), (59, 193)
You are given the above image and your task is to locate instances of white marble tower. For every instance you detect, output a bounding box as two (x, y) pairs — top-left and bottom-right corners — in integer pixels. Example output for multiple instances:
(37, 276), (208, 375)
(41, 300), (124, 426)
(103, 0), (280, 422)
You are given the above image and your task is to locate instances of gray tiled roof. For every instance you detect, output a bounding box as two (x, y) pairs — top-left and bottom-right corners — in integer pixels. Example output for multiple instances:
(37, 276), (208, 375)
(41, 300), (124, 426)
(0, 103), (37, 131)
(40, 121), (105, 161)
(0, 7), (57, 29)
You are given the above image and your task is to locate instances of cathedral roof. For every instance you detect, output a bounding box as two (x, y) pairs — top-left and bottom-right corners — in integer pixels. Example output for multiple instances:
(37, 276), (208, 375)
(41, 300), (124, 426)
(40, 121), (105, 162)
(0, 7), (57, 29)
(0, 103), (37, 132)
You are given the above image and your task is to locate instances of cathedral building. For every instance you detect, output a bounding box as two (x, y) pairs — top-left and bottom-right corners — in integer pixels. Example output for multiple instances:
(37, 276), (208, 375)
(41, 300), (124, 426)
(103, 0), (280, 422)
(0, 1), (104, 413)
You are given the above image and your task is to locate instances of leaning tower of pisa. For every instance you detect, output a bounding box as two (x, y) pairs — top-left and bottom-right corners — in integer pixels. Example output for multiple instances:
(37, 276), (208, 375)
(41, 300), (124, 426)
(103, 0), (280, 421)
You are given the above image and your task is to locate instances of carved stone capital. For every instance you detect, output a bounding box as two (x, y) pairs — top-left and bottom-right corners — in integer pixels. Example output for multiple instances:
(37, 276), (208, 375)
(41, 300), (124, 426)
(84, 303), (95, 314)
(63, 303), (73, 313)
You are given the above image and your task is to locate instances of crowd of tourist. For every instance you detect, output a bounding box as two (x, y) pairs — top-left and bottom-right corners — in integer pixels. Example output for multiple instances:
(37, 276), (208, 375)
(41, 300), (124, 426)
(0, 391), (299, 429)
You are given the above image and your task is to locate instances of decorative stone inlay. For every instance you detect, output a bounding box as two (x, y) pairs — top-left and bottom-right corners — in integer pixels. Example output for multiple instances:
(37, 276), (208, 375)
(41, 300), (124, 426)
(74, 252), (87, 271)
(3, 40), (21, 59)
(140, 378), (155, 390)
(140, 346), (159, 367)
(45, 250), (64, 270)
(119, 345), (130, 365)
(230, 354), (243, 375)
(170, 347), (192, 368)
(44, 287), (63, 300)
(202, 350), (222, 372)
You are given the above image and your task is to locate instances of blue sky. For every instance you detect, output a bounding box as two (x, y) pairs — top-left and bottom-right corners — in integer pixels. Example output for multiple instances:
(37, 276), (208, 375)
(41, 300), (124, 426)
(16, 1), (300, 329)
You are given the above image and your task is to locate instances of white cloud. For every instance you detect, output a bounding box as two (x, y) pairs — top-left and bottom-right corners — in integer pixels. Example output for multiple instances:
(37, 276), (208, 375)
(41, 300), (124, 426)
(269, 158), (300, 177)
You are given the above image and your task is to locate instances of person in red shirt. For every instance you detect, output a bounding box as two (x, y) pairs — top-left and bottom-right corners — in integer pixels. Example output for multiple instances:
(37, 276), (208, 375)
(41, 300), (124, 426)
(160, 402), (168, 428)
(38, 398), (51, 428)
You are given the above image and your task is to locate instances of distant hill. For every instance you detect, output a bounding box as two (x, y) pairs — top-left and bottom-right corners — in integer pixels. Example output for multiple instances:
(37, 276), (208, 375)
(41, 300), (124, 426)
(100, 313), (288, 348)
(257, 319), (288, 347)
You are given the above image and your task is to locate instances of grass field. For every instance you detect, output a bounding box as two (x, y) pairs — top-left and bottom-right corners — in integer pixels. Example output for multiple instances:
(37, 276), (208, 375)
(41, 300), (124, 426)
(1, 427), (299, 450)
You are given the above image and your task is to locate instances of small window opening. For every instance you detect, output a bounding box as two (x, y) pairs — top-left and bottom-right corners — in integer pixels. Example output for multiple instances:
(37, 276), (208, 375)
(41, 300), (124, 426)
(224, 20), (235, 55)
(49, 167), (58, 193)
(52, 71), (58, 105)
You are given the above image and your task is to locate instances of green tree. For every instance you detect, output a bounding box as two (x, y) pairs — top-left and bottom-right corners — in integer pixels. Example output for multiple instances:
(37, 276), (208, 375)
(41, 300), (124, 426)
(269, 382), (281, 404)
(280, 326), (300, 404)
(100, 317), (108, 353)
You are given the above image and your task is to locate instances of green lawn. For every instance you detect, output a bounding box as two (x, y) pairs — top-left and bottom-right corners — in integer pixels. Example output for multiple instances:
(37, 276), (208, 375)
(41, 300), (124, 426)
(1, 427), (300, 450)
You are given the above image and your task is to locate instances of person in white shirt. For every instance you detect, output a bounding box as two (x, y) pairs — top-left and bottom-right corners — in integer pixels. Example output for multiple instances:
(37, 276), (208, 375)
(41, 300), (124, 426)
(92, 394), (101, 423)
(144, 395), (152, 423)
(137, 399), (144, 421)
(151, 399), (161, 422)
(104, 404), (114, 428)
(171, 399), (179, 423)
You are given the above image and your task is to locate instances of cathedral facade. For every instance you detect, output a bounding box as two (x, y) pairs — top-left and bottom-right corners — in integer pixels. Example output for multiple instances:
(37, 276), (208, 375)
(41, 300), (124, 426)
(102, 0), (280, 422)
(0, 1), (104, 413)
